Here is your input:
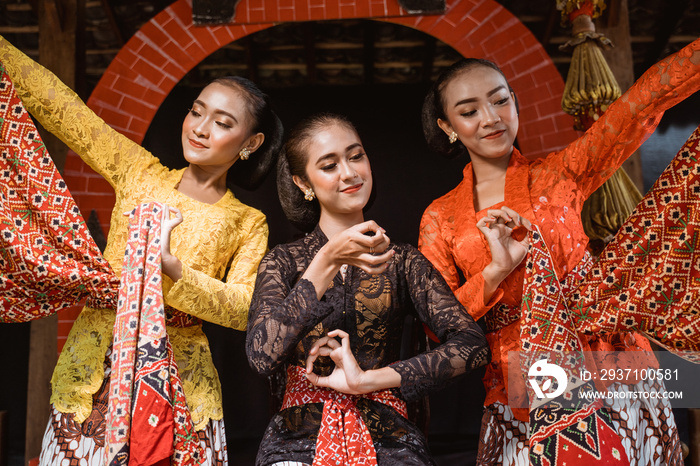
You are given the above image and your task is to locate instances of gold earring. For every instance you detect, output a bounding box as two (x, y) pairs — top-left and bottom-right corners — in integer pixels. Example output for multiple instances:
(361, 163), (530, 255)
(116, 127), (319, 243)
(239, 147), (250, 160)
(304, 187), (315, 201)
(449, 132), (458, 144)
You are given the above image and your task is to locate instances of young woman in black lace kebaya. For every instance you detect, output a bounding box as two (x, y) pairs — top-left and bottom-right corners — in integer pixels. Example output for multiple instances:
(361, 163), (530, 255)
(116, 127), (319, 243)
(245, 113), (491, 466)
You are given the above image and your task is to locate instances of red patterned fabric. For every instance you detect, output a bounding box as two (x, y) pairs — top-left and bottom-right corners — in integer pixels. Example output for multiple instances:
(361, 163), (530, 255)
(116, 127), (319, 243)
(0, 61), (118, 319)
(105, 202), (203, 466)
(521, 227), (629, 465)
(519, 125), (700, 464)
(573, 128), (700, 355)
(281, 365), (407, 466)
(0, 61), (201, 466)
(529, 397), (628, 465)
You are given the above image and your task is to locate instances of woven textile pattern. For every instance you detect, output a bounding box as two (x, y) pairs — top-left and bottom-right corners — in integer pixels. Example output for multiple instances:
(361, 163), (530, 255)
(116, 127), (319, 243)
(572, 127), (700, 355)
(519, 125), (700, 465)
(0, 62), (117, 319)
(520, 228), (628, 465)
(0, 63), (202, 464)
(105, 202), (202, 466)
(281, 365), (407, 466)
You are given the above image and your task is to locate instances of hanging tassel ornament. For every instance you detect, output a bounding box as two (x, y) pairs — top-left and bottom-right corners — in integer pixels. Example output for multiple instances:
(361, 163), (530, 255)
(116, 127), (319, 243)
(559, 10), (621, 131)
(557, 0), (641, 251)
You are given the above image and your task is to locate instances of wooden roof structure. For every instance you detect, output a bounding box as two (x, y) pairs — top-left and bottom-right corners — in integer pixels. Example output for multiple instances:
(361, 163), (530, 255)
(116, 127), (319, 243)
(1, 0), (699, 95)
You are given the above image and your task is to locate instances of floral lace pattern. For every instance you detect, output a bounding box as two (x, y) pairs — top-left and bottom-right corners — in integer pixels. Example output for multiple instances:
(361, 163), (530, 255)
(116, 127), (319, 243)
(418, 39), (700, 420)
(246, 225), (489, 465)
(0, 37), (269, 430)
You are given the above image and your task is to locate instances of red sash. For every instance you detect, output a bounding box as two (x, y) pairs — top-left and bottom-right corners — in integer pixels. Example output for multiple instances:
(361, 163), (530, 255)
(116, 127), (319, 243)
(281, 365), (407, 466)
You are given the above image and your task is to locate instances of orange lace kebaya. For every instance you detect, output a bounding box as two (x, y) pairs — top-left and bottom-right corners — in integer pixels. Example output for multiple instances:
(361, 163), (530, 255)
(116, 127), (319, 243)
(419, 38), (700, 422)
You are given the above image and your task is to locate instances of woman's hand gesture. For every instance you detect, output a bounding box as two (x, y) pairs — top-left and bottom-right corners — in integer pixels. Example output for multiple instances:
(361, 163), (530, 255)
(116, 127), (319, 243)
(306, 329), (367, 395)
(160, 205), (184, 281)
(124, 204), (184, 280)
(477, 206), (532, 284)
(303, 220), (395, 300)
(323, 220), (394, 275)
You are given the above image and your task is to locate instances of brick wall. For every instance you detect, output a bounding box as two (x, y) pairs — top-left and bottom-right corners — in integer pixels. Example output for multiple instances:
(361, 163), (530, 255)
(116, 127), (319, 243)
(57, 0), (578, 350)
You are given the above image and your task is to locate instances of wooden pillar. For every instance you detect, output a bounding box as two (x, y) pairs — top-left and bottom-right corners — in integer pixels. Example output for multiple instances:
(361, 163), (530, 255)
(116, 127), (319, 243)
(36, 0), (85, 172)
(597, 0), (645, 193)
(25, 0), (84, 463)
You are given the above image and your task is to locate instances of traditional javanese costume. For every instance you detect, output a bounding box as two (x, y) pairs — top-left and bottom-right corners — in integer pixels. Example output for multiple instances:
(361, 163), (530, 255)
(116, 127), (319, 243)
(419, 38), (700, 465)
(246, 226), (490, 465)
(0, 37), (268, 465)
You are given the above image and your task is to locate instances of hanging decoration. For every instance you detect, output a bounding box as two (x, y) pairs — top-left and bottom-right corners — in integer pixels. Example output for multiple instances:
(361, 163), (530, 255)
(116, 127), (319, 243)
(559, 1), (619, 130)
(558, 0), (642, 251)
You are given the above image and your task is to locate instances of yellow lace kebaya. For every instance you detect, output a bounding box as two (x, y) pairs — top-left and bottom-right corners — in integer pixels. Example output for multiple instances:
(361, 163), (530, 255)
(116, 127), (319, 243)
(0, 38), (269, 430)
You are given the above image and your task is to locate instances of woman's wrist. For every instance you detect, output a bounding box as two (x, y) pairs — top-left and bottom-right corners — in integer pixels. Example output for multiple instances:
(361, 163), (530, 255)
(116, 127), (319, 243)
(303, 246), (343, 300)
(316, 244), (341, 270)
(358, 367), (401, 393)
(162, 254), (183, 282)
(482, 263), (509, 287)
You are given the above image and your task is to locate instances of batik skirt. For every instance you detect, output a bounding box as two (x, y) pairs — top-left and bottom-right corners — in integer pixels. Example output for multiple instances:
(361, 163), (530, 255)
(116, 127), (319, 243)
(38, 349), (228, 466)
(476, 378), (683, 466)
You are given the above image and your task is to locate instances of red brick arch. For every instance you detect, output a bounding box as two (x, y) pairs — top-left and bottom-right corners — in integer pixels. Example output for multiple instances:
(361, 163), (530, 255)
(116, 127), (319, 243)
(58, 0), (577, 345)
(64, 0), (577, 228)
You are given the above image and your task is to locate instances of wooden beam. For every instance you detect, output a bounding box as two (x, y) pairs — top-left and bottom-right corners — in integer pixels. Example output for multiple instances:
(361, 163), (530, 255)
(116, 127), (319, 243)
(5, 3), (33, 10)
(24, 317), (57, 466)
(0, 26), (40, 33)
(421, 35), (436, 83)
(25, 0), (83, 463)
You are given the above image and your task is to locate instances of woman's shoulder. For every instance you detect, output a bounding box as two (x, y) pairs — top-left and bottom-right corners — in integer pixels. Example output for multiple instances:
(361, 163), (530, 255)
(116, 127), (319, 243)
(132, 155), (181, 185)
(260, 236), (312, 274)
(218, 194), (267, 221)
(269, 232), (315, 255)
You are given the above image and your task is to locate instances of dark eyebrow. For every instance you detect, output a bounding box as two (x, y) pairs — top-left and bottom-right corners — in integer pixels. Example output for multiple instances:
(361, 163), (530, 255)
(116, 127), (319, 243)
(453, 85), (507, 107)
(315, 143), (363, 165)
(315, 153), (337, 165)
(193, 99), (238, 123)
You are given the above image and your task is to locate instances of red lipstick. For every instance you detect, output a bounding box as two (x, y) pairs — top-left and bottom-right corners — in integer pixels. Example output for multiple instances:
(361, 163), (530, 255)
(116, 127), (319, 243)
(188, 139), (207, 149)
(341, 183), (363, 194)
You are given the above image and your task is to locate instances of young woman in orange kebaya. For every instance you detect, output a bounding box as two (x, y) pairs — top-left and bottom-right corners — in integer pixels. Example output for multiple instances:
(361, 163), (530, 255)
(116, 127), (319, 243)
(420, 39), (700, 464)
